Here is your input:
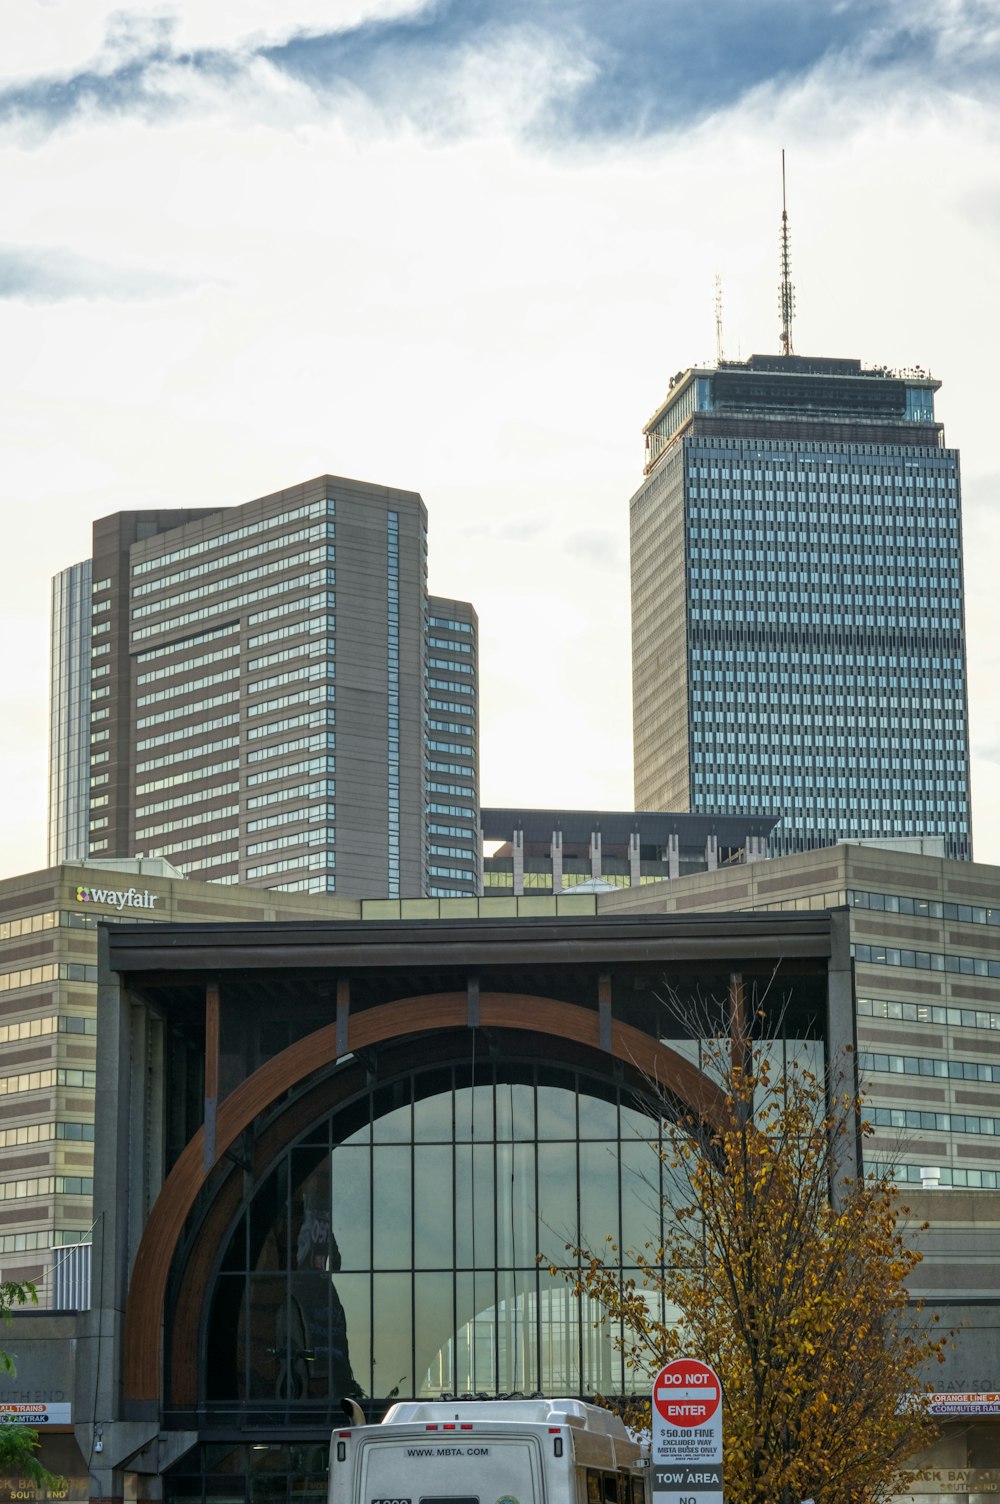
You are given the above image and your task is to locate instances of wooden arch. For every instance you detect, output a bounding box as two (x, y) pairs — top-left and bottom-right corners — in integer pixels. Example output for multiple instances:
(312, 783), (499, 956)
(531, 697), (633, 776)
(123, 992), (727, 1405)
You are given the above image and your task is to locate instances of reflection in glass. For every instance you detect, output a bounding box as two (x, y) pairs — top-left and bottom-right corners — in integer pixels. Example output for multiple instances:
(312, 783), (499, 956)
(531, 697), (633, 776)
(206, 1058), (702, 1408)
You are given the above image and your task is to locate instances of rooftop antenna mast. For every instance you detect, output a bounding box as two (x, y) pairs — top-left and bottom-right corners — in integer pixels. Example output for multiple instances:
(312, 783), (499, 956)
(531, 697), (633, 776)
(779, 148), (795, 356)
(714, 272), (725, 364)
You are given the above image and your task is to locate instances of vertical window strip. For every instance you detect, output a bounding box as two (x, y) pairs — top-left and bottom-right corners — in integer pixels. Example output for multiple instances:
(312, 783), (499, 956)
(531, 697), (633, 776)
(387, 513), (400, 898)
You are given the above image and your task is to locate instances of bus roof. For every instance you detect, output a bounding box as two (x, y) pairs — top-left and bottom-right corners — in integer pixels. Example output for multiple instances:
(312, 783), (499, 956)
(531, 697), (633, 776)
(380, 1398), (630, 1439)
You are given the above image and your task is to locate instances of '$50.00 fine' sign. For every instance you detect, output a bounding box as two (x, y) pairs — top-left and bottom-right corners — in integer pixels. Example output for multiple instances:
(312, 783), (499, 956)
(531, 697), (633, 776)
(651, 1358), (723, 1504)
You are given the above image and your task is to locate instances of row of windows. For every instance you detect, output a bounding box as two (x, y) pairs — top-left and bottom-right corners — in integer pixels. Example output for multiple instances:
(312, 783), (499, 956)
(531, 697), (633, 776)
(136, 760), (239, 796)
(136, 689), (240, 731)
(427, 677), (473, 695)
(136, 782), (239, 819)
(428, 783), (476, 798)
(429, 865), (477, 881)
(0, 1120), (95, 1148)
(135, 622), (237, 664)
(246, 852), (335, 881)
(246, 803), (332, 834)
(246, 827), (336, 858)
(0, 1016), (95, 1045)
(136, 666), (238, 707)
(247, 589), (336, 630)
(429, 845), (476, 862)
(131, 546), (332, 620)
(136, 643), (239, 686)
(428, 803), (476, 818)
(131, 499), (334, 576)
(853, 942), (1000, 978)
(131, 570), (335, 641)
(427, 701), (473, 718)
(247, 612), (335, 652)
(427, 657), (474, 675)
(427, 636), (473, 654)
(248, 685), (335, 719)
(271, 874), (337, 894)
(0, 1176), (94, 1200)
(429, 823), (474, 839)
(427, 760), (475, 777)
(246, 756), (335, 787)
(0, 962), (98, 995)
(247, 708), (335, 741)
(245, 779), (335, 810)
(887, 1163), (1000, 1191)
(247, 661), (335, 697)
(146, 830), (238, 858)
(858, 995), (1000, 1033)
(246, 733), (335, 764)
(137, 713), (239, 753)
(860, 1051), (1000, 1082)
(0, 1068), (96, 1096)
(136, 736), (239, 775)
(0, 1229), (91, 1254)
(849, 889), (998, 926)
(427, 740), (472, 755)
(428, 616), (473, 634)
(136, 806), (239, 841)
(870, 1106), (1000, 1139)
(247, 636), (333, 673)
(132, 523), (333, 598)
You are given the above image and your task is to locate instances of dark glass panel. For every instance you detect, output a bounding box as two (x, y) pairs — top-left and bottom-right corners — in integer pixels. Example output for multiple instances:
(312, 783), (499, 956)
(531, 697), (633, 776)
(414, 1145), (453, 1269)
(535, 1141), (577, 1266)
(455, 1270), (496, 1394)
(372, 1146), (412, 1269)
(455, 1141), (494, 1267)
(372, 1272), (412, 1400)
(495, 1142), (536, 1269)
(330, 1145), (371, 1271)
(496, 1268), (539, 1394)
(579, 1140), (620, 1257)
(413, 1068), (454, 1141)
(454, 1065), (494, 1142)
(333, 1271), (371, 1399)
(414, 1271), (454, 1397)
(536, 1070), (577, 1139)
(577, 1077), (618, 1141)
(372, 1080), (411, 1143)
(620, 1139), (661, 1256)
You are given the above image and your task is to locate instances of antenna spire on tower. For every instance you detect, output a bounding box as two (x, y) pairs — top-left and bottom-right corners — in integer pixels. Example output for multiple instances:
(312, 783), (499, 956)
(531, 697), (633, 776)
(714, 272), (725, 365)
(779, 149), (795, 356)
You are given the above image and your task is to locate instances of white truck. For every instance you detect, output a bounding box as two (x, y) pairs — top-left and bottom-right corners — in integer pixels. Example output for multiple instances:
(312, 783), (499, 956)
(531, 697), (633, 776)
(329, 1396), (650, 1504)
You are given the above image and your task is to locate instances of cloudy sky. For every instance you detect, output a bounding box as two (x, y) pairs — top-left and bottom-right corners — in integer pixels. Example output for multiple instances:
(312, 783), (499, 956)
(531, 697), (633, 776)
(2, 0), (999, 877)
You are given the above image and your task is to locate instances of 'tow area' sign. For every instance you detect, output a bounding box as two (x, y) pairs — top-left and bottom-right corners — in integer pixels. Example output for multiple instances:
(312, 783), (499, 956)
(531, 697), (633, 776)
(651, 1358), (724, 1504)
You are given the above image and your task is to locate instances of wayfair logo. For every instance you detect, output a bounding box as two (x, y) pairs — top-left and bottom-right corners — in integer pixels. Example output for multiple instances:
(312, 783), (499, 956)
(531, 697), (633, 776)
(75, 885), (159, 911)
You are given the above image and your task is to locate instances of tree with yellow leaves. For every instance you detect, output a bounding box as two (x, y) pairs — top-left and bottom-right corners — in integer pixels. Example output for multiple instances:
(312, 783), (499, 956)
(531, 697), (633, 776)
(553, 1017), (947, 1504)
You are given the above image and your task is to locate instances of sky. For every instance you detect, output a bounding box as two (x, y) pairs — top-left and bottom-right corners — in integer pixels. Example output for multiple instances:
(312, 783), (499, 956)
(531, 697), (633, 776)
(1, 0), (999, 877)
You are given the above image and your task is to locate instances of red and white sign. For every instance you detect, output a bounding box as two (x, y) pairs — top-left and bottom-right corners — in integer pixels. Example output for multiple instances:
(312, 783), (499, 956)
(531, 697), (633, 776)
(651, 1357), (723, 1504)
(653, 1359), (721, 1428)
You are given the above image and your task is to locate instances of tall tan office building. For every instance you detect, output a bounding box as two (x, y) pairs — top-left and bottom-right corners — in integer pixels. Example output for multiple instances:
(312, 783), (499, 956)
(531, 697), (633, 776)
(49, 475), (479, 900)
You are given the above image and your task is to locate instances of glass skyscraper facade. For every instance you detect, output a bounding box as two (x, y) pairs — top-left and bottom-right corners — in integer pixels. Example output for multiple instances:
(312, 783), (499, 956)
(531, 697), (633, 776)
(48, 559), (93, 865)
(631, 354), (972, 859)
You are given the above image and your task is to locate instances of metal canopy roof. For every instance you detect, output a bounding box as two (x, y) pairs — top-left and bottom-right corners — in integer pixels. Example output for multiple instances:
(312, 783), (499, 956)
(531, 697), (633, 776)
(480, 808), (781, 846)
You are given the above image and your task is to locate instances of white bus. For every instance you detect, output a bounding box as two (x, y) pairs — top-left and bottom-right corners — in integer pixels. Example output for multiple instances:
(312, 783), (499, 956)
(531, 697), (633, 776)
(329, 1396), (650, 1504)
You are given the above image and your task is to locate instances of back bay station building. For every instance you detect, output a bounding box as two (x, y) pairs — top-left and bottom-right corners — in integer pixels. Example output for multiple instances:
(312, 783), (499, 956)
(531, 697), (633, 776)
(60, 905), (854, 1504)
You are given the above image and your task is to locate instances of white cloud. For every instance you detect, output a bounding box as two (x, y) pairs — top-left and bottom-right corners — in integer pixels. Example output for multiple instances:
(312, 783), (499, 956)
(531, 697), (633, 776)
(1, 0), (431, 85)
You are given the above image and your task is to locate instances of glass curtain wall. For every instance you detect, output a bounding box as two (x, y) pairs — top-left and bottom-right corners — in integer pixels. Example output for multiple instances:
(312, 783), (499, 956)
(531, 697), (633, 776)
(203, 1058), (675, 1412)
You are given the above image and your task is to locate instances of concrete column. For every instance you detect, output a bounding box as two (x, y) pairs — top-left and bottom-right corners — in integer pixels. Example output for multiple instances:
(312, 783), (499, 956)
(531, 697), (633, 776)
(590, 830), (602, 879)
(667, 832), (680, 879)
(628, 831), (641, 887)
(512, 827), (524, 897)
(705, 833), (718, 872)
(550, 830), (563, 894)
(746, 833), (766, 863)
(827, 907), (860, 1200)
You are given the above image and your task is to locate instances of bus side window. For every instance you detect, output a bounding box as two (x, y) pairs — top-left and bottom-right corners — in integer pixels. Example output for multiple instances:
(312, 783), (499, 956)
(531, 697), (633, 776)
(630, 1477), (646, 1504)
(586, 1471), (602, 1504)
(603, 1472), (618, 1503)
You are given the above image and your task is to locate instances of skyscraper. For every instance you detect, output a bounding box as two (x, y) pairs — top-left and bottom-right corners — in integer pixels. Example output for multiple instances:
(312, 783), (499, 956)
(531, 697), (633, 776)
(52, 474), (479, 897)
(48, 559), (93, 865)
(630, 354), (972, 858)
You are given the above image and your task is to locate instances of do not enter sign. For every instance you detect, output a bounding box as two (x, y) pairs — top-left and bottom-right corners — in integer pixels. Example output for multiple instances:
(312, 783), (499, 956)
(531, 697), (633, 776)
(651, 1356), (724, 1504)
(654, 1358), (721, 1427)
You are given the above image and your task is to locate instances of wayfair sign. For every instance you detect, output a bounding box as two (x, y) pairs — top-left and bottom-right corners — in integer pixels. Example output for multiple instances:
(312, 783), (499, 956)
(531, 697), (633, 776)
(651, 1357), (723, 1504)
(75, 885), (159, 911)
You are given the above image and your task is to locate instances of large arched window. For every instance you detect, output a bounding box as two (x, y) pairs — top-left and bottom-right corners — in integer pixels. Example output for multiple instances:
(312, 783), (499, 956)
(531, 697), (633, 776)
(203, 1054), (677, 1411)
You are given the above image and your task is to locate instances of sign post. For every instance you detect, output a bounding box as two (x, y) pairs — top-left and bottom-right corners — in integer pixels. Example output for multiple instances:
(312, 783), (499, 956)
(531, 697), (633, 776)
(651, 1357), (723, 1504)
